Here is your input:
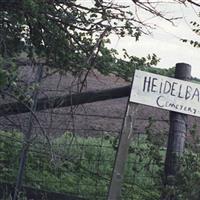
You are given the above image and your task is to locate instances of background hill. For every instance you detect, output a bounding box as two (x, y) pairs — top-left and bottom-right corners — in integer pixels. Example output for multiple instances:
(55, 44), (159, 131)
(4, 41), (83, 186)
(0, 64), (199, 140)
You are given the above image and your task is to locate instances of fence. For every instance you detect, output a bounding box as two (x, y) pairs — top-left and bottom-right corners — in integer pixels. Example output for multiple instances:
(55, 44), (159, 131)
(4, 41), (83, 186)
(1, 64), (200, 200)
(0, 101), (154, 197)
(0, 100), (199, 200)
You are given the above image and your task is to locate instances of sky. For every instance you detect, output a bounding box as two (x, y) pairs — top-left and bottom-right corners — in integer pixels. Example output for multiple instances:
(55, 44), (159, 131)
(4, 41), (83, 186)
(109, 1), (200, 77)
(79, 0), (200, 77)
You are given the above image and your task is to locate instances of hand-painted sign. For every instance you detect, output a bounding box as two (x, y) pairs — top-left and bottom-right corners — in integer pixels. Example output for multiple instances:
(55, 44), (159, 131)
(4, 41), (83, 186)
(130, 70), (200, 117)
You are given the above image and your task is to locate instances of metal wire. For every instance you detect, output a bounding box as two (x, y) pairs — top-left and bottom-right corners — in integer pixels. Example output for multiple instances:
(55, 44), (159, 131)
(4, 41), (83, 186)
(0, 102), (179, 200)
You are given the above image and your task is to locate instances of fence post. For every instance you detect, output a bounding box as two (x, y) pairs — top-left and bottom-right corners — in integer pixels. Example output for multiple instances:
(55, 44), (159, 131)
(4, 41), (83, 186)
(162, 63), (191, 199)
(13, 64), (43, 200)
(107, 102), (138, 200)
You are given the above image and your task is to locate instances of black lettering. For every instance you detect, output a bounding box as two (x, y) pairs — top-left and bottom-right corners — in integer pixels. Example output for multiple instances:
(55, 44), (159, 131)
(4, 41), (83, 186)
(159, 82), (163, 94)
(188, 107), (192, 113)
(193, 109), (197, 114)
(179, 105), (183, 110)
(143, 76), (151, 92)
(171, 82), (178, 96)
(185, 85), (192, 100)
(168, 103), (176, 109)
(151, 78), (157, 93)
(163, 81), (171, 94)
(191, 88), (200, 101)
(184, 106), (187, 111)
(156, 96), (164, 107)
(178, 84), (184, 98)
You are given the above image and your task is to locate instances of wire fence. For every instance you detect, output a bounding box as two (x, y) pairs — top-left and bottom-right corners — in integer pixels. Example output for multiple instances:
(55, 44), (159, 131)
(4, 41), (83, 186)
(0, 96), (200, 199)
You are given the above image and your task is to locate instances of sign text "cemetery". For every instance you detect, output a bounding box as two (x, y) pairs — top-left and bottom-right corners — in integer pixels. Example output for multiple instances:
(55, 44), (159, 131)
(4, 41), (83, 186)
(130, 70), (200, 117)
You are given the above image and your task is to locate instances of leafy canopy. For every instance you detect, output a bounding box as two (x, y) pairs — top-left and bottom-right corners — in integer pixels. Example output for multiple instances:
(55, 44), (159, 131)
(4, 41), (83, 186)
(1, 0), (197, 84)
(0, 1), (142, 69)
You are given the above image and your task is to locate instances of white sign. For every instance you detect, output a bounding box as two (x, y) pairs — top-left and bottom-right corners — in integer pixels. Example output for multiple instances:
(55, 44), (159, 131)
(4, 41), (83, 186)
(130, 70), (200, 117)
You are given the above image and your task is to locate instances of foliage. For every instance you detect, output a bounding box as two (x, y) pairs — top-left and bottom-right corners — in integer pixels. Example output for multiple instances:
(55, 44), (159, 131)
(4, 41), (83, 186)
(1, 119), (200, 199)
(175, 151), (200, 200)
(172, 123), (200, 200)
(0, 0), (143, 72)
(0, 56), (17, 89)
(1, 0), (195, 106)
(0, 130), (163, 200)
(0, 0), (169, 102)
(182, 20), (200, 48)
(0, 0), (199, 83)
(0, 0), (190, 82)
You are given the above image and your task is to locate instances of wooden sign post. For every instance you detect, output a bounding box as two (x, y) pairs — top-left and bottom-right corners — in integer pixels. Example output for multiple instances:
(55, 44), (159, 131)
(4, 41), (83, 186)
(107, 102), (138, 200)
(108, 64), (193, 200)
(162, 63), (191, 200)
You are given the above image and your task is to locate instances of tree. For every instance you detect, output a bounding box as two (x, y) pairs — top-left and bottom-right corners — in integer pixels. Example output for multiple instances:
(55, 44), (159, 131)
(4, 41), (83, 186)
(1, 0), (200, 199)
(0, 2), (158, 198)
(182, 20), (200, 48)
(0, 0), (143, 68)
(0, 1), (198, 79)
(1, 0), (198, 95)
(0, 0), (165, 96)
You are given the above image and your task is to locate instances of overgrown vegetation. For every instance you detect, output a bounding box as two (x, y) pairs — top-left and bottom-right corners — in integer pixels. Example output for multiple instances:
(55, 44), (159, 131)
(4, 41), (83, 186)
(1, 1), (200, 200)
(0, 129), (163, 200)
(1, 121), (200, 200)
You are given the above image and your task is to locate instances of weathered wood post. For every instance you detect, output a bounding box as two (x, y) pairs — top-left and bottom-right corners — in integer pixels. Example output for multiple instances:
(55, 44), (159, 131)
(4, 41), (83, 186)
(107, 65), (192, 200)
(107, 102), (138, 200)
(163, 63), (191, 199)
